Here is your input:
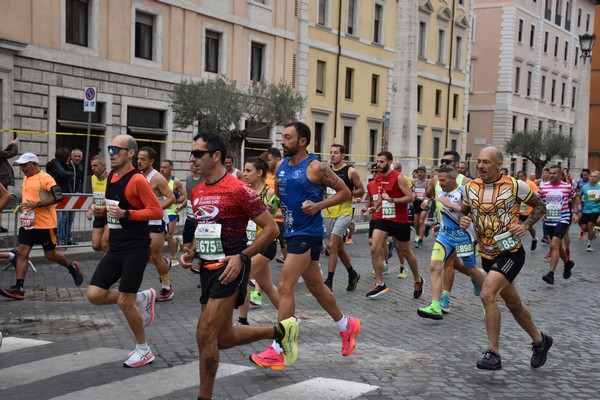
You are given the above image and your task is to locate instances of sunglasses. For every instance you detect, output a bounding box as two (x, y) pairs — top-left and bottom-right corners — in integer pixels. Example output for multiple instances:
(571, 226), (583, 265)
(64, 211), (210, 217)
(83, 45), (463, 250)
(440, 159), (453, 165)
(107, 146), (132, 155)
(190, 149), (215, 158)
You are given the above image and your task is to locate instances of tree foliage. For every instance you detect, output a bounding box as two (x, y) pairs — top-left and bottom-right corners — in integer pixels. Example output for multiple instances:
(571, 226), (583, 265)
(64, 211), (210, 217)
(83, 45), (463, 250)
(505, 129), (574, 176)
(170, 76), (304, 163)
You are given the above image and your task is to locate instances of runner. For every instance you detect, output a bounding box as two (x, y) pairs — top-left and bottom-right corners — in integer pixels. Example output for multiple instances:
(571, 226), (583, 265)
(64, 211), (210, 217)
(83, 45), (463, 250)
(367, 151), (424, 299)
(323, 144), (364, 292)
(578, 170), (600, 252)
(0, 153), (83, 300)
(538, 165), (578, 285)
(417, 165), (485, 320)
(412, 166), (429, 248)
(181, 160), (205, 273)
(225, 155), (243, 180)
(264, 147), (287, 264)
(250, 121), (360, 369)
(460, 146), (552, 370)
(160, 159), (187, 266)
(85, 135), (163, 368)
(515, 170), (539, 251)
(179, 131), (297, 399)
(138, 147), (176, 301)
(87, 155), (109, 253)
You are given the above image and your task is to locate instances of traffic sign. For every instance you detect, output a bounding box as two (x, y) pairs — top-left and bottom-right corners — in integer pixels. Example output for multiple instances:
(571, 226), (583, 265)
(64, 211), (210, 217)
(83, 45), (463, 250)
(83, 86), (97, 112)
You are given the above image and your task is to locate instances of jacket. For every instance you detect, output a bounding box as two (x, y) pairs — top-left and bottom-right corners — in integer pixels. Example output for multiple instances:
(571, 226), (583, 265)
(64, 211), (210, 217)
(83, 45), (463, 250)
(0, 143), (18, 187)
(46, 158), (74, 193)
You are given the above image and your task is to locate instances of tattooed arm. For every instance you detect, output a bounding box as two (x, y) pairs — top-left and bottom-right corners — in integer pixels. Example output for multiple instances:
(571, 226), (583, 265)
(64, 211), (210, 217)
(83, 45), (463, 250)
(302, 160), (351, 216)
(522, 193), (546, 230)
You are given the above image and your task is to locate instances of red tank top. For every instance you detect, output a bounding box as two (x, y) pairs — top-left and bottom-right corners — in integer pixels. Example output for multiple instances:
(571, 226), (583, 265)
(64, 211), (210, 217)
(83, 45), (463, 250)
(375, 170), (409, 223)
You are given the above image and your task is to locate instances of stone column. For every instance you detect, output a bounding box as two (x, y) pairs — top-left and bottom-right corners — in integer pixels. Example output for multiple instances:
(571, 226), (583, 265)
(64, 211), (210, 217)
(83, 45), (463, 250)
(572, 59), (591, 176)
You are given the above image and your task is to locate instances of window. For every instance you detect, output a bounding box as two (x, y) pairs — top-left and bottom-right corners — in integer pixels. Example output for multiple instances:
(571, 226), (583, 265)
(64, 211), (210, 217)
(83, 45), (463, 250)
(544, 31), (549, 53)
(451, 139), (457, 153)
(524, 117), (530, 131)
(135, 11), (154, 60)
(417, 134), (422, 164)
(369, 129), (378, 162)
(561, 82), (566, 106)
(433, 137), (440, 166)
(205, 30), (221, 73)
(66, 0), (88, 47)
(437, 29), (446, 64)
(316, 61), (325, 94)
(127, 106), (167, 168)
(541, 75), (546, 100)
(345, 68), (353, 100)
(551, 78), (556, 103)
(373, 3), (383, 44)
(418, 22), (427, 58)
(371, 74), (379, 104)
(577, 8), (582, 28)
(452, 93), (459, 119)
(317, 0), (328, 26)
(564, 41), (569, 62)
(526, 70), (532, 96)
(572, 86), (576, 108)
(539, 120), (544, 131)
(343, 126), (353, 159)
(545, 0), (552, 21)
(555, 0), (562, 26)
(250, 42), (264, 81)
(314, 122), (324, 156)
(575, 47), (579, 66)
(435, 89), (442, 116)
(529, 25), (535, 47)
(565, 1), (572, 30)
(554, 36), (559, 58)
(455, 35), (463, 69)
(417, 85), (423, 113)
(586, 13), (591, 31)
(512, 115), (518, 133)
(347, 0), (357, 35)
(515, 66), (521, 93)
(518, 19), (524, 43)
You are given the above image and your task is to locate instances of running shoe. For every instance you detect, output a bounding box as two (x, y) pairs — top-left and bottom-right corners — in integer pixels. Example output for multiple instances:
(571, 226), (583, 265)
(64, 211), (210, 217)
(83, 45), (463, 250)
(8, 249), (17, 268)
(413, 276), (425, 299)
(541, 237), (549, 244)
(413, 236), (419, 243)
(530, 238), (538, 251)
(579, 231), (585, 239)
(563, 260), (574, 280)
(69, 261), (84, 286)
(372, 266), (390, 276)
(234, 318), (249, 326)
(190, 264), (200, 273)
(471, 276), (481, 296)
(249, 346), (284, 370)
(250, 291), (262, 306)
(249, 278), (257, 288)
(138, 288), (156, 326)
(123, 347), (155, 368)
(0, 285), (25, 300)
(170, 258), (179, 267)
(476, 348), (502, 370)
(417, 304), (443, 320)
(424, 224), (432, 238)
(415, 239), (424, 249)
(324, 279), (333, 291)
(366, 283), (389, 298)
(440, 291), (450, 311)
(340, 316), (361, 356)
(345, 237), (353, 245)
(587, 244), (594, 252)
(542, 271), (554, 285)
(397, 266), (407, 279)
(157, 286), (174, 302)
(276, 317), (299, 367)
(530, 332), (553, 368)
(544, 249), (552, 260)
(346, 273), (360, 292)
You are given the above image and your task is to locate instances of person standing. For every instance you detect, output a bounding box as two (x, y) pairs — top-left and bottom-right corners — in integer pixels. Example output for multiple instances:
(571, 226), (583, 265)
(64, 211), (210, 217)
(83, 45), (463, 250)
(0, 137), (19, 232)
(160, 159), (187, 266)
(86, 135), (163, 367)
(180, 130), (297, 399)
(46, 147), (74, 247)
(0, 153), (83, 300)
(86, 155), (109, 253)
(65, 148), (84, 245)
(460, 146), (552, 370)
(251, 121), (360, 369)
(323, 144), (363, 292)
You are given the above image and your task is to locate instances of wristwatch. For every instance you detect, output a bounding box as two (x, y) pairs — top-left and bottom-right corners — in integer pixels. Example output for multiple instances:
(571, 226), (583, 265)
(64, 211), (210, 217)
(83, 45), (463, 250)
(238, 252), (251, 265)
(123, 210), (131, 220)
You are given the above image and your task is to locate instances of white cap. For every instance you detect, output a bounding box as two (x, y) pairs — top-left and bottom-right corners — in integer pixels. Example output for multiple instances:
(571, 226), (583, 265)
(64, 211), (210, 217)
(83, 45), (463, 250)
(14, 153), (40, 165)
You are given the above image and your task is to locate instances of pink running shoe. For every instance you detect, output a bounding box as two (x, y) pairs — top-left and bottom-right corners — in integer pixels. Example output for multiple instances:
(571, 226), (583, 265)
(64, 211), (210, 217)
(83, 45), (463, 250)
(340, 316), (361, 356)
(249, 346), (284, 370)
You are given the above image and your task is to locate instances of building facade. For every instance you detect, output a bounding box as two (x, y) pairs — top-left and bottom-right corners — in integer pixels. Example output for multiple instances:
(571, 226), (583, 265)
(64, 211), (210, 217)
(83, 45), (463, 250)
(589, 3), (600, 170)
(468, 0), (597, 175)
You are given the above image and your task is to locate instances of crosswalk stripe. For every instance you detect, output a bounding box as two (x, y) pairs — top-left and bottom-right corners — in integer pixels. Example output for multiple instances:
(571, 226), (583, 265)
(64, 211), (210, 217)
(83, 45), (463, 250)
(0, 347), (129, 390)
(245, 377), (379, 400)
(0, 337), (52, 354)
(50, 362), (252, 400)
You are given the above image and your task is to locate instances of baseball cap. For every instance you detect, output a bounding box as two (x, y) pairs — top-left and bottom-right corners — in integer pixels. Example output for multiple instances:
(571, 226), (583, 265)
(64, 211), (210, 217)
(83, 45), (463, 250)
(14, 153), (40, 165)
(416, 166), (426, 172)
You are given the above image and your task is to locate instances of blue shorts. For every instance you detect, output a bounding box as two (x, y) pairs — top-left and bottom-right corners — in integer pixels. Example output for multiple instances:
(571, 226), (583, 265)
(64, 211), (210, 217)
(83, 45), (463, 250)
(168, 214), (179, 223)
(148, 220), (167, 234)
(431, 231), (476, 267)
(286, 235), (322, 261)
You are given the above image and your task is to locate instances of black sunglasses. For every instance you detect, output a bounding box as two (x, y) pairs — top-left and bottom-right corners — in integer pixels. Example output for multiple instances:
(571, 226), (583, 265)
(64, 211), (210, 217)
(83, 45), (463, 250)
(190, 149), (215, 158)
(440, 159), (453, 165)
(107, 146), (132, 155)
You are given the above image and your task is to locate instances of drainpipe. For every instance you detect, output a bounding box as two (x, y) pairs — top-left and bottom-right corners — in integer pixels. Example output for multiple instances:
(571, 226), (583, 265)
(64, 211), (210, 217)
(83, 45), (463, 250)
(445, 0), (457, 150)
(334, 1), (342, 140)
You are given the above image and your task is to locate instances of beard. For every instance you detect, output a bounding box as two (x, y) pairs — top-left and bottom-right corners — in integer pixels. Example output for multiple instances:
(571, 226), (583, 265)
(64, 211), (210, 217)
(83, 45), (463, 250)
(283, 145), (298, 157)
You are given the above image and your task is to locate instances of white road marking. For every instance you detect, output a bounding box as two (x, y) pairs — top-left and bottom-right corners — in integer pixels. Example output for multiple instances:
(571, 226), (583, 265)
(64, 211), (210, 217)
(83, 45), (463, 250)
(0, 337), (52, 353)
(246, 377), (379, 399)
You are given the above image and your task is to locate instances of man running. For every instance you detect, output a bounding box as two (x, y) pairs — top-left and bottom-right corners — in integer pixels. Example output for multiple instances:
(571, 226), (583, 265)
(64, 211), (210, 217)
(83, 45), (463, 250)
(412, 166), (429, 248)
(0, 153), (83, 300)
(225, 155), (243, 180)
(323, 144), (363, 292)
(538, 165), (578, 284)
(86, 135), (163, 367)
(250, 121), (360, 369)
(264, 148), (287, 263)
(181, 160), (205, 273)
(516, 170), (539, 251)
(138, 147), (175, 301)
(160, 159), (187, 266)
(460, 146), (552, 370)
(180, 130), (297, 399)
(579, 170), (600, 252)
(87, 155), (109, 253)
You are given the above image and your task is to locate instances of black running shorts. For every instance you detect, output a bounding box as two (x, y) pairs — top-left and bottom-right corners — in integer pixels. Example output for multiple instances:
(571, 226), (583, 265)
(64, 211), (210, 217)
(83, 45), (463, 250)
(90, 247), (151, 293)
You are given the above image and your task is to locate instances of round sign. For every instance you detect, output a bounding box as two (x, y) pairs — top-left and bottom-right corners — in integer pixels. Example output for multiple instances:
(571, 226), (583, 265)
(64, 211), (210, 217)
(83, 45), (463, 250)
(85, 87), (96, 101)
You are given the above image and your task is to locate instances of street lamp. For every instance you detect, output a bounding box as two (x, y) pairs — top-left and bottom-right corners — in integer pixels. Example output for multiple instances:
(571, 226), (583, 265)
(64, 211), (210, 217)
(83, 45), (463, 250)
(579, 33), (596, 64)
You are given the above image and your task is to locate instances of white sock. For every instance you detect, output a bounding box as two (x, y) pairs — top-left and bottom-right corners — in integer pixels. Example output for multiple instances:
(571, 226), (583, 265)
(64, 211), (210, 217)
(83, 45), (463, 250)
(336, 315), (349, 331)
(272, 340), (283, 354)
(136, 342), (149, 351)
(588, 240), (592, 246)
(135, 292), (145, 305)
(7, 252), (15, 260)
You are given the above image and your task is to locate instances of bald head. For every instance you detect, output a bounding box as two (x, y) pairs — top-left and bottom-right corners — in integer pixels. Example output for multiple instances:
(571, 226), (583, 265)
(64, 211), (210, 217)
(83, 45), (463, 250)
(114, 134), (138, 153)
(477, 146), (504, 183)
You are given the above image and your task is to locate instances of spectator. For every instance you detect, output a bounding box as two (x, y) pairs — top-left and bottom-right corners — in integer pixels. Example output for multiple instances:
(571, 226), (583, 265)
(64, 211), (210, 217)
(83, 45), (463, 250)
(46, 147), (74, 247)
(64, 149), (84, 245)
(0, 137), (19, 232)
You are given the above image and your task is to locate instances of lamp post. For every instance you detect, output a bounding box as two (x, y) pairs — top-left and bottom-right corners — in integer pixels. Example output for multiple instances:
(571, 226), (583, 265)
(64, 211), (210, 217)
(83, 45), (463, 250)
(572, 33), (596, 175)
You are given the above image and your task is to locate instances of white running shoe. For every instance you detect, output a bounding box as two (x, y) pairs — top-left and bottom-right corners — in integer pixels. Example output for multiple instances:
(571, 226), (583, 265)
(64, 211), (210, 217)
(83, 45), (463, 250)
(123, 347), (155, 368)
(138, 289), (156, 327)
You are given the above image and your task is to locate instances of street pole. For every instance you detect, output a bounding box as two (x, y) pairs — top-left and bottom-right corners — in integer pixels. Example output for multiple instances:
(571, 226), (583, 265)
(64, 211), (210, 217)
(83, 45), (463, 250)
(83, 111), (91, 193)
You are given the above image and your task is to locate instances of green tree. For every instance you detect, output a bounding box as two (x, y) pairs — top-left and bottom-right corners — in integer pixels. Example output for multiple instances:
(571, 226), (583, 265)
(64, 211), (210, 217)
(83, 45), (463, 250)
(505, 129), (574, 177)
(170, 76), (304, 163)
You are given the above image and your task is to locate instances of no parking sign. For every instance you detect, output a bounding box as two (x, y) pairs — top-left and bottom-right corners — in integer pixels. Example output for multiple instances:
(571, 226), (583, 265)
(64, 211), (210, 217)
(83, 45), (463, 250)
(83, 86), (97, 112)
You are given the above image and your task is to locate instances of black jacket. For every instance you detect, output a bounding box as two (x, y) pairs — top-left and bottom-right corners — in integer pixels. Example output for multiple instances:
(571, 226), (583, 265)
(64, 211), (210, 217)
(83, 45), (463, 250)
(46, 158), (74, 193)
(0, 143), (18, 187)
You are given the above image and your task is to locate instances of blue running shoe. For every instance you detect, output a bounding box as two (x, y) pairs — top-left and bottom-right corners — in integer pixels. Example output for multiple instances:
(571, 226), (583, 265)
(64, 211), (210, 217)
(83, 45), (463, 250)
(471, 276), (481, 297)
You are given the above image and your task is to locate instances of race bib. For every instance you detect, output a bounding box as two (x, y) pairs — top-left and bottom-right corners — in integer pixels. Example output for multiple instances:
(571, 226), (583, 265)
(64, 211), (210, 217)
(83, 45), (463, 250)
(382, 200), (396, 219)
(414, 187), (425, 200)
(246, 220), (257, 245)
(494, 231), (520, 253)
(195, 223), (225, 261)
(20, 211), (35, 230)
(105, 199), (121, 230)
(186, 199), (194, 219)
(588, 190), (598, 200)
(545, 203), (562, 220)
(326, 187), (336, 198)
(93, 191), (105, 206)
(519, 202), (528, 213)
(455, 242), (474, 257)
